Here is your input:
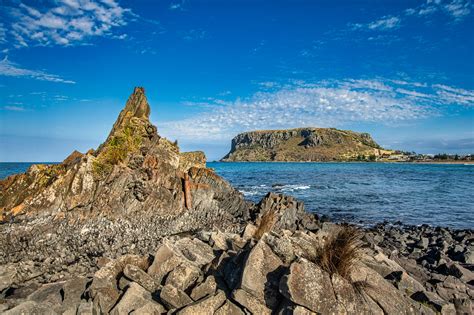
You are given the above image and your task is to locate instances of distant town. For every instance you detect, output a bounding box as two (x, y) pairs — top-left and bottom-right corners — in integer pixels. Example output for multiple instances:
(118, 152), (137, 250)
(368, 151), (473, 163)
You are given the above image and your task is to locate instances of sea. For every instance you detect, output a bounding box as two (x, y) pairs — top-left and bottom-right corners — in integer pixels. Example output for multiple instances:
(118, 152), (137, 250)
(1, 162), (473, 229)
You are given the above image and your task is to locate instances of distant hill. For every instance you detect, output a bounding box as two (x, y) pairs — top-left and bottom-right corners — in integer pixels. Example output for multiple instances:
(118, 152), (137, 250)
(221, 127), (390, 162)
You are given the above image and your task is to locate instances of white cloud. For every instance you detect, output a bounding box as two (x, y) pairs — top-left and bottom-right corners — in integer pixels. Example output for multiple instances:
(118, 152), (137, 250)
(3, 105), (25, 111)
(443, 0), (472, 19)
(368, 16), (401, 30)
(352, 0), (471, 34)
(0, 56), (75, 84)
(169, 0), (186, 11)
(352, 16), (401, 31)
(160, 79), (474, 142)
(3, 0), (132, 47)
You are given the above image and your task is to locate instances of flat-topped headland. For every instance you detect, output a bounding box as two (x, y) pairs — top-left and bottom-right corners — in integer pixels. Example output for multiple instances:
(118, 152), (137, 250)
(0, 88), (472, 314)
(221, 128), (473, 163)
(221, 128), (389, 162)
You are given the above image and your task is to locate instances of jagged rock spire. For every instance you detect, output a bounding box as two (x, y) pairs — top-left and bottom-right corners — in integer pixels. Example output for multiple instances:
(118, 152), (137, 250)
(109, 87), (150, 135)
(98, 87), (153, 153)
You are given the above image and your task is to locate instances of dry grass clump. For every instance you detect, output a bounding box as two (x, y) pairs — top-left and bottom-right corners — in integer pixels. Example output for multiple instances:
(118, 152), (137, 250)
(254, 210), (277, 239)
(313, 226), (363, 280)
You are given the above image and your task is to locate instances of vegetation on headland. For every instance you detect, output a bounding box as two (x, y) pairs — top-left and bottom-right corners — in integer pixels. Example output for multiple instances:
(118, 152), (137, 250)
(92, 123), (143, 178)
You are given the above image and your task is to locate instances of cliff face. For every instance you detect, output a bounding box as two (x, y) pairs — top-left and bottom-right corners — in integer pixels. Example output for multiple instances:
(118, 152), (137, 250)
(221, 127), (383, 162)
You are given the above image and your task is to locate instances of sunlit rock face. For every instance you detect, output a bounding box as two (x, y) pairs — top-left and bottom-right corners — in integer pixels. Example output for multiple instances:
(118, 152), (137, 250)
(0, 87), (251, 283)
(221, 127), (384, 162)
(0, 87), (249, 222)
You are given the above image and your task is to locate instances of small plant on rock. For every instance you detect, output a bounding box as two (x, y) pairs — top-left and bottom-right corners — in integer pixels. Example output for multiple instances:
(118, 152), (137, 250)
(312, 226), (363, 280)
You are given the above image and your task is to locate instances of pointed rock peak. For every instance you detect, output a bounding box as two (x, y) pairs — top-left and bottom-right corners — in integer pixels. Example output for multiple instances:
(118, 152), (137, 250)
(122, 86), (150, 120)
(108, 87), (152, 135)
(97, 87), (156, 155)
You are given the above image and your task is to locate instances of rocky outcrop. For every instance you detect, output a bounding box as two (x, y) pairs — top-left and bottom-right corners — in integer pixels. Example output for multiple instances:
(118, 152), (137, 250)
(0, 87), (251, 284)
(3, 216), (471, 314)
(0, 87), (472, 314)
(221, 127), (385, 161)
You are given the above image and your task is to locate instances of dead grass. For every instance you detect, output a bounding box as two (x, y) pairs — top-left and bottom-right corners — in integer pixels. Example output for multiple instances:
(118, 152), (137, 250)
(312, 226), (363, 280)
(254, 210), (277, 239)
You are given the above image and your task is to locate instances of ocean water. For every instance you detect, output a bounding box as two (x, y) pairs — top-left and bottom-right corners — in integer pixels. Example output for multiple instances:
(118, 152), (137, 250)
(1, 162), (473, 229)
(209, 162), (474, 229)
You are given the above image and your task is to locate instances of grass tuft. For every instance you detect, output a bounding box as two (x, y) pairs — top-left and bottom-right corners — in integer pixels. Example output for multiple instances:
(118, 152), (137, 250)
(312, 226), (363, 280)
(254, 210), (277, 239)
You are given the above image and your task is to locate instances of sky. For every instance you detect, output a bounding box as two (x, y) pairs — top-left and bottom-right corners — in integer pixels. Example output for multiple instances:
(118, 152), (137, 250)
(0, 0), (473, 162)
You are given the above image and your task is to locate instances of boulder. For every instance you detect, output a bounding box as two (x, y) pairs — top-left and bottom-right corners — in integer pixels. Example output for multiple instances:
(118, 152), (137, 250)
(130, 301), (167, 314)
(240, 239), (284, 308)
(61, 277), (90, 313)
(232, 288), (272, 315)
(177, 290), (226, 315)
(279, 258), (339, 314)
(110, 282), (165, 315)
(350, 263), (420, 314)
(165, 263), (201, 291)
(76, 301), (93, 315)
(190, 275), (217, 301)
(3, 300), (57, 315)
(124, 264), (157, 292)
(159, 284), (193, 309)
(28, 282), (64, 310)
(411, 291), (456, 314)
(90, 254), (149, 313)
(0, 264), (17, 293)
(215, 299), (245, 315)
(385, 270), (426, 294)
(254, 193), (318, 236)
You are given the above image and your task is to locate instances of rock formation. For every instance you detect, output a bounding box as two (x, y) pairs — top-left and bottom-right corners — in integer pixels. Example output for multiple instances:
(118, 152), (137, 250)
(221, 127), (388, 162)
(0, 87), (472, 314)
(0, 87), (251, 285)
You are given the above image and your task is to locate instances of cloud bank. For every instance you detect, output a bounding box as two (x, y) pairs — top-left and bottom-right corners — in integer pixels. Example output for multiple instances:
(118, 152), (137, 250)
(0, 56), (75, 84)
(2, 0), (131, 47)
(160, 79), (474, 142)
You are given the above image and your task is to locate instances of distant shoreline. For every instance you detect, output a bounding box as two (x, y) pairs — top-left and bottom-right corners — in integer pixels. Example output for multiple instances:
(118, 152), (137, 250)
(214, 160), (474, 164)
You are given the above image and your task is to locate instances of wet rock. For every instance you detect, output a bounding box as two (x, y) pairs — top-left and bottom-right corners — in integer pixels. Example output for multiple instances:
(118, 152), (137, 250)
(177, 290), (226, 315)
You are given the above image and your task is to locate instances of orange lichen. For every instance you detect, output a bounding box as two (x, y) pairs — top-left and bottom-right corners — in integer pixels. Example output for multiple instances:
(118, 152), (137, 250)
(11, 203), (25, 215)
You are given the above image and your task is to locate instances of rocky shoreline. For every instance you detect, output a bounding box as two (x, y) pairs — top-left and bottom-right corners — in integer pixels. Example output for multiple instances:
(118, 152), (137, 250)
(1, 88), (472, 314)
(1, 193), (472, 314)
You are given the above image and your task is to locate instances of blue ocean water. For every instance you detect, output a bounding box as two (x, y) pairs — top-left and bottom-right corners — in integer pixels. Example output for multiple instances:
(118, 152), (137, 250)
(1, 162), (473, 229)
(208, 162), (474, 229)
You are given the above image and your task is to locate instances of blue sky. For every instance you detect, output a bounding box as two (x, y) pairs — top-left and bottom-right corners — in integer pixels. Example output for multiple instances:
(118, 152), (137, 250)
(0, 0), (473, 161)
